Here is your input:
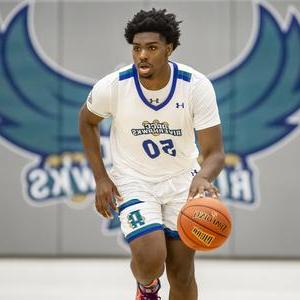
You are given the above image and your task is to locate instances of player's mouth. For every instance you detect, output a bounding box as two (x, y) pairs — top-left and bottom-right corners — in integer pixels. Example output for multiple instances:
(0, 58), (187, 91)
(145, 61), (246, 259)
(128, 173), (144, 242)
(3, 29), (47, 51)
(138, 63), (152, 75)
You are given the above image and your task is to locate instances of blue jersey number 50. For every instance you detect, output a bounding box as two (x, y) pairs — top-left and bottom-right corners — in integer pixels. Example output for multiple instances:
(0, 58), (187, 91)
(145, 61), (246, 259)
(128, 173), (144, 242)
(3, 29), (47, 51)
(142, 139), (176, 159)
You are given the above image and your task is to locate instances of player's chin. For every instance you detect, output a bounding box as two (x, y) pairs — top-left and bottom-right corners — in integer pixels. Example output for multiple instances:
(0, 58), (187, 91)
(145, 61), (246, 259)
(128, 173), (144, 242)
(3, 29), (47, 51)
(138, 69), (154, 79)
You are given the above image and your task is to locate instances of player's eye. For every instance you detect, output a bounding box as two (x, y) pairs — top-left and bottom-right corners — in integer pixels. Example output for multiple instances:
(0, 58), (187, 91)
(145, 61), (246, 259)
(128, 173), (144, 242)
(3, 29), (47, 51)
(133, 46), (140, 52)
(149, 46), (157, 51)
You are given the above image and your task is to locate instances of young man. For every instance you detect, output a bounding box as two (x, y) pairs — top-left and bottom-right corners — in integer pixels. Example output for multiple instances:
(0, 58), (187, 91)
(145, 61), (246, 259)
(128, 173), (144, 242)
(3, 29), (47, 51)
(79, 8), (225, 300)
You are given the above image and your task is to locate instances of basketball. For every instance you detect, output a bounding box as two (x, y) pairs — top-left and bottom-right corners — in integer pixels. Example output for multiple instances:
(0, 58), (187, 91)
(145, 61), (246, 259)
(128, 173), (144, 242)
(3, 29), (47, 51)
(177, 197), (232, 251)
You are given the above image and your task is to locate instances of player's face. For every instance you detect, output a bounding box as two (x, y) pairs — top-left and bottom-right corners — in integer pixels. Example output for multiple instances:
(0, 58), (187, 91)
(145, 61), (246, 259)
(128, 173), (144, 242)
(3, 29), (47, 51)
(132, 32), (172, 79)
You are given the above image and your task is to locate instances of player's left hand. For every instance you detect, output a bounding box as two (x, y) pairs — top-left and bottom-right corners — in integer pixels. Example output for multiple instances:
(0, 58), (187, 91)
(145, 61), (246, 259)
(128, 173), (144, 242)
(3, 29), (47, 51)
(188, 174), (219, 200)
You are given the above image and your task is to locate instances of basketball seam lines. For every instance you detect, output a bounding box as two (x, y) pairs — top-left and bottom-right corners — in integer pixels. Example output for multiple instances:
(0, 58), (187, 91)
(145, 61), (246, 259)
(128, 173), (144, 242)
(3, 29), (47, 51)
(180, 211), (229, 238)
(179, 213), (207, 249)
(183, 204), (232, 224)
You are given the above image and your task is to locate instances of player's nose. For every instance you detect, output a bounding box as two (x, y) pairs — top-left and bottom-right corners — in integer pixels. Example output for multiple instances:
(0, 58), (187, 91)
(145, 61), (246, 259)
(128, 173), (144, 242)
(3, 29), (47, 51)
(139, 48), (148, 60)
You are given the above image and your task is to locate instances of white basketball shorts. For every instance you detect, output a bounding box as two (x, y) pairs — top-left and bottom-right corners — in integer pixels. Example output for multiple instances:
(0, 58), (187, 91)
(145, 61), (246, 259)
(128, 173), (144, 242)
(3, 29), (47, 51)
(109, 168), (199, 243)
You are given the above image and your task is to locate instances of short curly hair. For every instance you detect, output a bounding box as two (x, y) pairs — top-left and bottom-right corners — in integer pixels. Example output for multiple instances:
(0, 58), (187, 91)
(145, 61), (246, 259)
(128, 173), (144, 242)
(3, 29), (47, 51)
(124, 8), (182, 50)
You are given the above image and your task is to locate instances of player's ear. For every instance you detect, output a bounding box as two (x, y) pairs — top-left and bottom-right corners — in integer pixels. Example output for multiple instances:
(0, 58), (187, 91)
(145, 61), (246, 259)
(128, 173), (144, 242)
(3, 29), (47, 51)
(166, 43), (173, 56)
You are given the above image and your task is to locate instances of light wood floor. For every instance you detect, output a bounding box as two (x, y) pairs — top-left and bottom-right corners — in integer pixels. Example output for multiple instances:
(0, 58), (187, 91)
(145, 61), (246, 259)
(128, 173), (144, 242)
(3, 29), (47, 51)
(0, 258), (299, 299)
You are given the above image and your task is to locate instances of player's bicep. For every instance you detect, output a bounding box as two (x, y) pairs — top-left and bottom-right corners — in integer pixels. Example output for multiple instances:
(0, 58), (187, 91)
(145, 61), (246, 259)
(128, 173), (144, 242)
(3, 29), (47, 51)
(80, 103), (104, 126)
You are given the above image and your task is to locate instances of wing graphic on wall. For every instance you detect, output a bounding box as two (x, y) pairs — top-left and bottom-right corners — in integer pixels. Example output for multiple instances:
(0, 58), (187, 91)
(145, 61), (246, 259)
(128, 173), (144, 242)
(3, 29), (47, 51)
(212, 5), (300, 156)
(0, 5), (92, 156)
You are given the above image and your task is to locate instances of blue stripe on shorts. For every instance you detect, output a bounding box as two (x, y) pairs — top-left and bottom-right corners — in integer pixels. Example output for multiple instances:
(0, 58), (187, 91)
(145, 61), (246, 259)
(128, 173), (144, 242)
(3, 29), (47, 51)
(164, 227), (181, 239)
(118, 199), (144, 214)
(126, 223), (163, 243)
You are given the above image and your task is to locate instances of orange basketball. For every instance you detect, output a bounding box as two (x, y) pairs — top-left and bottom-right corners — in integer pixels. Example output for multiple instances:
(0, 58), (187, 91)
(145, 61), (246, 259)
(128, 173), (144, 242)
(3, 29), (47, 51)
(177, 197), (232, 251)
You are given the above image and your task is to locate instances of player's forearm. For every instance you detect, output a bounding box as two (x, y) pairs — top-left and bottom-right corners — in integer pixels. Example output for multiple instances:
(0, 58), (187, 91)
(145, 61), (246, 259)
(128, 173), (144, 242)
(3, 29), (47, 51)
(79, 121), (108, 181)
(198, 151), (225, 182)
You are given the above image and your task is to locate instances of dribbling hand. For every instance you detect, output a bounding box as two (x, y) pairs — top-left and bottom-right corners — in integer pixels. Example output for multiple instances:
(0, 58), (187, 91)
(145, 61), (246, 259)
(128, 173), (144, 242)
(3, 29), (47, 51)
(188, 174), (219, 200)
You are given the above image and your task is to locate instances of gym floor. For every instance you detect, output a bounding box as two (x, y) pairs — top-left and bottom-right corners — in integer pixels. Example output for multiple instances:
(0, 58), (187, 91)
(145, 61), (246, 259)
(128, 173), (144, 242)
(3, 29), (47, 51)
(0, 258), (299, 299)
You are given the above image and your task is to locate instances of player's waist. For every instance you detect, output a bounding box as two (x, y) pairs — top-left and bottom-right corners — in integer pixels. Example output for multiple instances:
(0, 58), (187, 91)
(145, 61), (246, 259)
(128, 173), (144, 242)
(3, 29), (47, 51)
(110, 159), (199, 183)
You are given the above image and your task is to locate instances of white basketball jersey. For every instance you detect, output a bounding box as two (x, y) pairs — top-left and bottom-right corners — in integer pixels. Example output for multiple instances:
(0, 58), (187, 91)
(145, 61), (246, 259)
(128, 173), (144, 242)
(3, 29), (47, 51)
(87, 62), (220, 182)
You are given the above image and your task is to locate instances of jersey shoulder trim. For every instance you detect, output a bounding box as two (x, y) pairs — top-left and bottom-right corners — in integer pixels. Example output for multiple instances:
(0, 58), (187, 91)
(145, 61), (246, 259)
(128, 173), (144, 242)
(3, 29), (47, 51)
(119, 66), (134, 81)
(177, 69), (192, 82)
(175, 62), (208, 84)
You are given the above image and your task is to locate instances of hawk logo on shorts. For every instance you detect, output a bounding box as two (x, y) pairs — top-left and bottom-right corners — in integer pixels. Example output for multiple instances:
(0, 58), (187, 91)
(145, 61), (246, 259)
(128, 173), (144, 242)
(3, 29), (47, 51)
(0, 2), (299, 216)
(127, 210), (145, 229)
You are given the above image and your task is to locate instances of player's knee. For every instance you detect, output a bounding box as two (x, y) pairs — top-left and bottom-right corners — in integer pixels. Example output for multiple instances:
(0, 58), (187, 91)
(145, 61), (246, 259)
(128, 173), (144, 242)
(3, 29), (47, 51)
(130, 230), (167, 276)
(132, 246), (166, 275)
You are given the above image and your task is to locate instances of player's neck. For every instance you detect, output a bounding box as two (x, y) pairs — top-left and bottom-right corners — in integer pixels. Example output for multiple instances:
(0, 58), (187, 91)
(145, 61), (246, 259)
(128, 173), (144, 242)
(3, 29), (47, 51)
(139, 63), (171, 91)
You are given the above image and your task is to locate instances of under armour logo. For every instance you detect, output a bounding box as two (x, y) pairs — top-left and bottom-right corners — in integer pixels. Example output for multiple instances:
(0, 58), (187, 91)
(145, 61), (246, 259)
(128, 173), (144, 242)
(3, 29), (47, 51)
(176, 102), (184, 108)
(149, 98), (159, 104)
(191, 169), (198, 176)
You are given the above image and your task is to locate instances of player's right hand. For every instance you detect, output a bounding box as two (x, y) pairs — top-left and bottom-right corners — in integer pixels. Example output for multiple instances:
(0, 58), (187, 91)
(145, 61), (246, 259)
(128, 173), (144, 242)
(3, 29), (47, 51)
(95, 177), (123, 219)
(188, 174), (220, 200)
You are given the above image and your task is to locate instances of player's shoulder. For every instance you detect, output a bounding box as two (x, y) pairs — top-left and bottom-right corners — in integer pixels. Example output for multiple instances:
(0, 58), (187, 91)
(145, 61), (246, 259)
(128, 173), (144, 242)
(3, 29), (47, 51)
(175, 62), (211, 86)
(118, 64), (135, 81)
(93, 64), (134, 90)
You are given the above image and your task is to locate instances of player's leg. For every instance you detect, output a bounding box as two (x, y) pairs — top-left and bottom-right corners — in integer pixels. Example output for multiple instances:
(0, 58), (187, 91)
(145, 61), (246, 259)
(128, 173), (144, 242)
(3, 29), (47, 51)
(129, 229), (167, 285)
(165, 237), (197, 300)
(119, 200), (165, 298)
(162, 169), (199, 299)
(113, 173), (165, 298)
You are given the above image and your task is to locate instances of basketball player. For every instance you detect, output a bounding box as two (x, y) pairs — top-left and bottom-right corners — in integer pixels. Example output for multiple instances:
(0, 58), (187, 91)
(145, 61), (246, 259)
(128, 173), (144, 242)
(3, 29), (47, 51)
(79, 8), (225, 300)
